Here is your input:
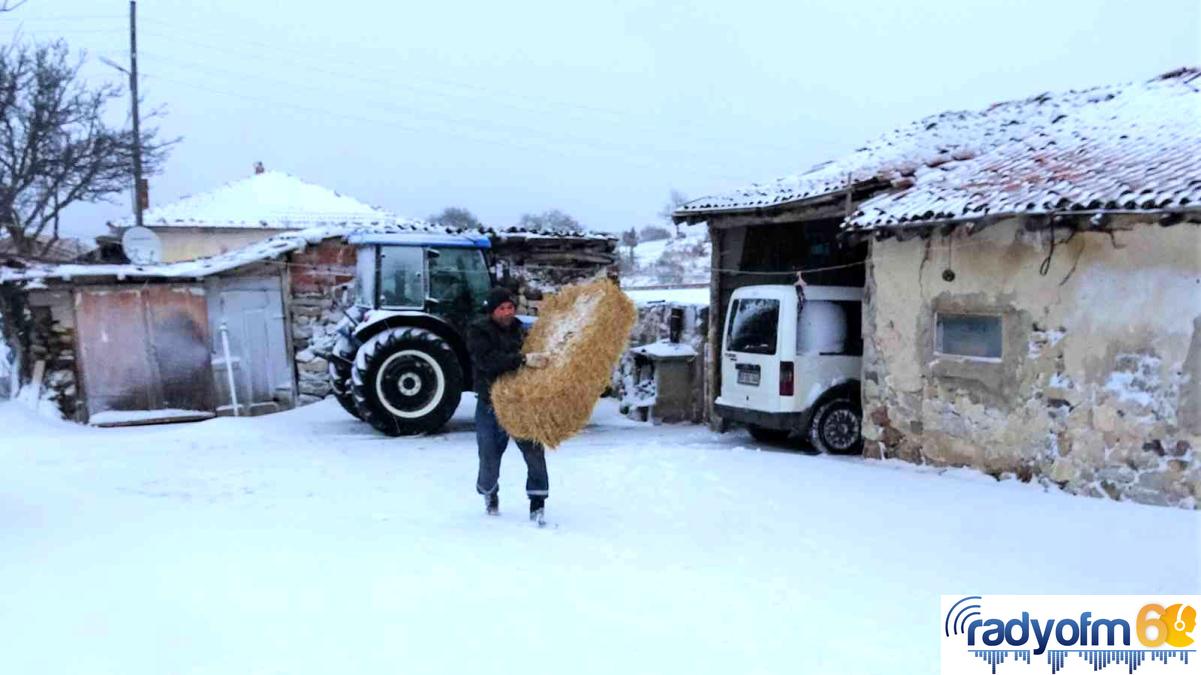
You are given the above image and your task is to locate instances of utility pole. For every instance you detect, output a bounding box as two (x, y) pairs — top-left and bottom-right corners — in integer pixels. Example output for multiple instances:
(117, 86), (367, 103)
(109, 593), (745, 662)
(128, 0), (144, 228)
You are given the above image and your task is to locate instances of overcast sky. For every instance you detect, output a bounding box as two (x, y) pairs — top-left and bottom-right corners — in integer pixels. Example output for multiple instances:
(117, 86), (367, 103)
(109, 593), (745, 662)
(7, 0), (1201, 239)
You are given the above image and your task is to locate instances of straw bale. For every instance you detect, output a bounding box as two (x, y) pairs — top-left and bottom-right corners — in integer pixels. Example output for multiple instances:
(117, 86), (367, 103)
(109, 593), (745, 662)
(491, 279), (636, 448)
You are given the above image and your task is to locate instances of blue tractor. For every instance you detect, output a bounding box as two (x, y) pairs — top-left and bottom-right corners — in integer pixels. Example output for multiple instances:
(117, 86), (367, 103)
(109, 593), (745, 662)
(326, 230), (499, 436)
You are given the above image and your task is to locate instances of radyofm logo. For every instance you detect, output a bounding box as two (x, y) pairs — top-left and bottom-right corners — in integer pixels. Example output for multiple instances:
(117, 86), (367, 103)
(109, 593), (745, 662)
(940, 595), (1200, 674)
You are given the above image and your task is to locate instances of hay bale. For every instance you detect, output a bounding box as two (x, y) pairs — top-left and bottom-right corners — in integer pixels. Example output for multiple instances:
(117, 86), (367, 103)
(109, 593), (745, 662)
(491, 279), (636, 448)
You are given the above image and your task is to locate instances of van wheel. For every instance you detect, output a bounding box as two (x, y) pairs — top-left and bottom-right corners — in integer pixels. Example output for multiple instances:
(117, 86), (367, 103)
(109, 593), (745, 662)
(808, 398), (862, 454)
(747, 424), (790, 444)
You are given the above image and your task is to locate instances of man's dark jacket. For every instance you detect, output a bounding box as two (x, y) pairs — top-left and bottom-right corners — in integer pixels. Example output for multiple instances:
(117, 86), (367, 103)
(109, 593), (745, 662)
(466, 316), (526, 405)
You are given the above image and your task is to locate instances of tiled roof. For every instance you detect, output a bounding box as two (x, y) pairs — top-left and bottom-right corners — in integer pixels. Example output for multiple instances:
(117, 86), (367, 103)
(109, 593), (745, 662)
(677, 68), (1201, 232)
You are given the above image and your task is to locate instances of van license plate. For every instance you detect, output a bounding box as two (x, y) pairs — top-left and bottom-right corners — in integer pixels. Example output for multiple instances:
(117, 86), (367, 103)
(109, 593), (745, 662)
(737, 370), (760, 386)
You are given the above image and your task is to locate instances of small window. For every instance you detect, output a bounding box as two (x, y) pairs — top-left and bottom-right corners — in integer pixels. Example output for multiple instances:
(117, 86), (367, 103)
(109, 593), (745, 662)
(378, 246), (425, 308)
(428, 248), (492, 318)
(797, 301), (846, 355)
(354, 246), (376, 307)
(936, 313), (1002, 360)
(727, 298), (779, 354)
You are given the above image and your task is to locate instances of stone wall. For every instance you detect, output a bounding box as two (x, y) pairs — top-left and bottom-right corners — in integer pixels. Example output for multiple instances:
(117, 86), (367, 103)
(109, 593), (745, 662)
(861, 219), (1201, 508)
(287, 241), (356, 405)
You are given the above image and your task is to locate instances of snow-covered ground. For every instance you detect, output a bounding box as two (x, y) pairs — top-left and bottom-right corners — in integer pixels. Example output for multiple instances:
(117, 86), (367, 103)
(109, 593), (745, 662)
(1, 396), (1197, 674)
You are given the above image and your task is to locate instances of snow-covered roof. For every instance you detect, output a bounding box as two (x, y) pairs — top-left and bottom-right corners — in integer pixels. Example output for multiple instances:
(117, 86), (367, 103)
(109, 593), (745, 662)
(623, 286), (710, 307)
(1, 225), (350, 285)
(127, 170), (397, 230)
(486, 225), (617, 242)
(677, 68), (1201, 232)
(0, 221), (609, 287)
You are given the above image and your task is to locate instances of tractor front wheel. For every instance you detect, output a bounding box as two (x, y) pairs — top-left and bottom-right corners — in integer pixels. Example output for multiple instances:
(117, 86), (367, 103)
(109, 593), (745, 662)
(327, 307), (368, 419)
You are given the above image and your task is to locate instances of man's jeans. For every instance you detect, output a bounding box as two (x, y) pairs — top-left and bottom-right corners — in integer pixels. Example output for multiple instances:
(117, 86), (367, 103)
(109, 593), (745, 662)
(475, 399), (548, 499)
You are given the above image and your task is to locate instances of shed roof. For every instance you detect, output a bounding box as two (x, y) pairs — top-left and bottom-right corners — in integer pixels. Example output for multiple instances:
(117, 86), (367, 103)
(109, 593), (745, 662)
(1, 222), (616, 287)
(2, 224), (350, 286)
(677, 68), (1201, 232)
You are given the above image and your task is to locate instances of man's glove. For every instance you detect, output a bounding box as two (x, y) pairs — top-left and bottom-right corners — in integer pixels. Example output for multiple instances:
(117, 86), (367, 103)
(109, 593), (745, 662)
(524, 352), (550, 368)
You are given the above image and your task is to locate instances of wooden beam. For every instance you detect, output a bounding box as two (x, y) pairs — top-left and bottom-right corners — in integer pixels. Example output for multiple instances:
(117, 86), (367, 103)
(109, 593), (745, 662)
(707, 202), (851, 230)
(707, 225), (722, 431)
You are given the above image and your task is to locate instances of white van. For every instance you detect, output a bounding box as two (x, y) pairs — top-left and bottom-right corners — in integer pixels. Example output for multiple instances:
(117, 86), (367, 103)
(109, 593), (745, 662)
(716, 284), (863, 452)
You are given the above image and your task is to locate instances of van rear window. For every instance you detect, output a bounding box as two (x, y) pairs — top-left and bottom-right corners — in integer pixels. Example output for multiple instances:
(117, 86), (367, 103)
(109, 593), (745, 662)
(727, 298), (779, 354)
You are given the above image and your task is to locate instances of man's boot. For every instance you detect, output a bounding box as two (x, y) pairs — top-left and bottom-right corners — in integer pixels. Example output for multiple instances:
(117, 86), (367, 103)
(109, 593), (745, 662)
(485, 491), (499, 516)
(529, 496), (545, 526)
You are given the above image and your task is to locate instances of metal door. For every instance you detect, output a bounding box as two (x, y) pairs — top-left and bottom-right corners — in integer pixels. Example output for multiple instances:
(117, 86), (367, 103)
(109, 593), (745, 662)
(208, 276), (296, 416)
(75, 285), (215, 423)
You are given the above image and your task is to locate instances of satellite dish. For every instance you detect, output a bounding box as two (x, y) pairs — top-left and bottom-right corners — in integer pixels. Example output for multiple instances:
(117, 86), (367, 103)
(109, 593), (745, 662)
(122, 226), (162, 265)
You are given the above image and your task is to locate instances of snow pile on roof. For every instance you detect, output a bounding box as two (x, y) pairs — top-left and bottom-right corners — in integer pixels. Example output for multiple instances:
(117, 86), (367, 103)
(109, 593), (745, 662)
(630, 340), (698, 359)
(678, 68), (1201, 231)
(130, 170), (397, 230)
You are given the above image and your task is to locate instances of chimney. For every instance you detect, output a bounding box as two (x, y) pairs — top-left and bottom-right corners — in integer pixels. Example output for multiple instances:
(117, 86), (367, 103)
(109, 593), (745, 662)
(254, 161), (265, 175)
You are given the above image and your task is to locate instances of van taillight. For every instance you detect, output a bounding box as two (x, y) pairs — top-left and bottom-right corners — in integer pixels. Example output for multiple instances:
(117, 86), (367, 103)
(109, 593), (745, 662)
(779, 361), (794, 396)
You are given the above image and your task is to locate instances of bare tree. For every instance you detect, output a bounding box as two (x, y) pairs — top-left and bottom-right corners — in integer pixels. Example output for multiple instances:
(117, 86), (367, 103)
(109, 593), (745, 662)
(658, 189), (689, 237)
(428, 206), (482, 230)
(0, 40), (170, 258)
(639, 224), (670, 242)
(516, 209), (583, 233)
(620, 227), (638, 266)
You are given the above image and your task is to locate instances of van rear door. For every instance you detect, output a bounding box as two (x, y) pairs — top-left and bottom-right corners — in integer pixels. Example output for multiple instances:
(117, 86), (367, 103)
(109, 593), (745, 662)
(720, 296), (783, 411)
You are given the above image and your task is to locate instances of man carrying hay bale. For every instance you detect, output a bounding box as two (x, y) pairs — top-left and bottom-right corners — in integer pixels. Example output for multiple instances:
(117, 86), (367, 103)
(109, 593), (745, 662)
(467, 287), (552, 523)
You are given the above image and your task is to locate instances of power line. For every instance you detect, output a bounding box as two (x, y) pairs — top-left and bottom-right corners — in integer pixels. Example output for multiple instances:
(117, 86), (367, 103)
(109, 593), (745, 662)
(133, 18), (783, 157)
(136, 17), (661, 123)
(0, 15), (125, 21)
(132, 66), (757, 182)
(130, 51), (756, 177)
(136, 70), (668, 171)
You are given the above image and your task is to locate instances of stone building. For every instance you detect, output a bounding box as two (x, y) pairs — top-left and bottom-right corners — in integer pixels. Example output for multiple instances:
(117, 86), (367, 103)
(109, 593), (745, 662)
(675, 68), (1200, 507)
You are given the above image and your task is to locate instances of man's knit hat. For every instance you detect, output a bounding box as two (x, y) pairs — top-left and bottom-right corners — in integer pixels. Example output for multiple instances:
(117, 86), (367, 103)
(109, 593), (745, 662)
(483, 286), (516, 314)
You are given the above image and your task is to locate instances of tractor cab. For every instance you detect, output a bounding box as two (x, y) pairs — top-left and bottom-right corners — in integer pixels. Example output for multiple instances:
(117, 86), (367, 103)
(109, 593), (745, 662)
(350, 230), (493, 335)
(326, 230), (496, 436)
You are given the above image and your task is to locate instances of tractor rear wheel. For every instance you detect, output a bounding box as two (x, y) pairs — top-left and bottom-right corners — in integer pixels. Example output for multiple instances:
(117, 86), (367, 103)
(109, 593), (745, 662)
(350, 327), (463, 436)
